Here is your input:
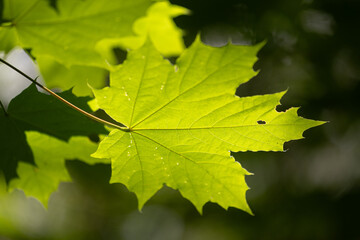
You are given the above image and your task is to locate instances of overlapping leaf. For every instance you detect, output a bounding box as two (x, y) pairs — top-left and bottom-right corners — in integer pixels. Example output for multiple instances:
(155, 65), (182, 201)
(92, 39), (323, 213)
(37, 56), (107, 96)
(0, 111), (34, 183)
(7, 84), (107, 140)
(9, 131), (109, 207)
(1, 0), (151, 68)
(100, 1), (188, 56)
(0, 84), (106, 183)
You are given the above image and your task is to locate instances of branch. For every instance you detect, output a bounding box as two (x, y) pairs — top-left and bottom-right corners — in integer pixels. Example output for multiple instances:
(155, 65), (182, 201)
(0, 58), (129, 131)
(0, 100), (7, 116)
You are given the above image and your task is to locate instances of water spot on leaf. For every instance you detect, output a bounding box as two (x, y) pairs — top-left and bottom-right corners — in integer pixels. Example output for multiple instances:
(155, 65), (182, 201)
(160, 82), (165, 90)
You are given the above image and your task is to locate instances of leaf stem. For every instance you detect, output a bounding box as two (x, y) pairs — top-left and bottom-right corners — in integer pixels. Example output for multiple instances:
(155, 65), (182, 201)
(0, 100), (7, 116)
(0, 58), (128, 131)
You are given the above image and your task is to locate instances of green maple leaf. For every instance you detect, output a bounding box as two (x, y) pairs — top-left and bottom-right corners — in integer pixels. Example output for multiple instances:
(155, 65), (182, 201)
(9, 131), (109, 207)
(100, 1), (188, 57)
(0, 28), (17, 53)
(92, 39), (324, 213)
(1, 0), (151, 68)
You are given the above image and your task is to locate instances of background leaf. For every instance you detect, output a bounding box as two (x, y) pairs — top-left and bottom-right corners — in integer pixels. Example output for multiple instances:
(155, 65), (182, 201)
(2, 0), (151, 68)
(0, 84), (107, 183)
(0, 111), (34, 183)
(7, 84), (107, 141)
(37, 56), (106, 96)
(99, 1), (188, 57)
(9, 131), (109, 207)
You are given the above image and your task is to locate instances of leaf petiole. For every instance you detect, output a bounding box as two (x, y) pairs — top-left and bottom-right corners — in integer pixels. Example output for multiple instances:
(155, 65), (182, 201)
(0, 58), (128, 131)
(0, 100), (7, 116)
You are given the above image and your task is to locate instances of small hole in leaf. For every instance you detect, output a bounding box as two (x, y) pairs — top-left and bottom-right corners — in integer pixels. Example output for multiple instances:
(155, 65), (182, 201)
(113, 48), (127, 64)
(89, 134), (100, 143)
(257, 120), (266, 124)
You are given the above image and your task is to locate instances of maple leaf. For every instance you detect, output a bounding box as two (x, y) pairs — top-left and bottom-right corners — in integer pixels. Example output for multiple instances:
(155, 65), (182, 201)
(92, 39), (324, 213)
(1, 0), (151, 68)
(9, 131), (109, 207)
(100, 1), (188, 56)
(34, 1), (187, 97)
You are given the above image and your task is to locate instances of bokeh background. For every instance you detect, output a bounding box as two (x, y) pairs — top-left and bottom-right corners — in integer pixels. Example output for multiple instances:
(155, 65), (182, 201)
(1, 0), (360, 239)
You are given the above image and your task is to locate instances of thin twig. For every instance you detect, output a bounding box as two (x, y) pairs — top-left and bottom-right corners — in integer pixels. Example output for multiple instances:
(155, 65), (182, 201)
(0, 100), (7, 116)
(0, 58), (129, 131)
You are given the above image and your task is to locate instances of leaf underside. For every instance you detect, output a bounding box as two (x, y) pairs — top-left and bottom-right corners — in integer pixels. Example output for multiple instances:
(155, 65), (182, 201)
(92, 39), (324, 213)
(7, 84), (107, 141)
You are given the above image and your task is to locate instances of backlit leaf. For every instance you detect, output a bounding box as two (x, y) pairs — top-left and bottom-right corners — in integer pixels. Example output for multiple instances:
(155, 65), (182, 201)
(99, 1), (188, 56)
(9, 131), (109, 207)
(92, 39), (324, 213)
(1, 0), (151, 68)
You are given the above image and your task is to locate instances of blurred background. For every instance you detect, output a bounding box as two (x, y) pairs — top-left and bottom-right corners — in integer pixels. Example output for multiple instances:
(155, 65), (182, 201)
(1, 0), (360, 239)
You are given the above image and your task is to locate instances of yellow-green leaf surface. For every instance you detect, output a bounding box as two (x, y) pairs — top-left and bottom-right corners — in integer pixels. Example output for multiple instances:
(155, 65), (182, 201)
(0, 28), (18, 53)
(37, 56), (106, 96)
(1, 0), (151, 68)
(9, 131), (109, 207)
(92, 39), (324, 213)
(99, 1), (188, 56)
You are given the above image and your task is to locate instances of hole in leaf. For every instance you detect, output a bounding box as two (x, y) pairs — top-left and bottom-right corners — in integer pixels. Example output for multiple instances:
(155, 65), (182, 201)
(257, 120), (266, 124)
(113, 48), (128, 64)
(89, 134), (100, 143)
